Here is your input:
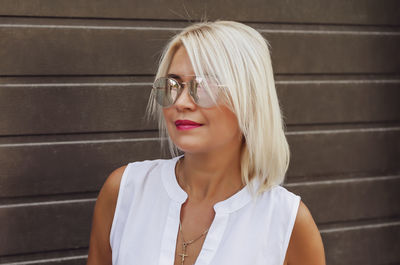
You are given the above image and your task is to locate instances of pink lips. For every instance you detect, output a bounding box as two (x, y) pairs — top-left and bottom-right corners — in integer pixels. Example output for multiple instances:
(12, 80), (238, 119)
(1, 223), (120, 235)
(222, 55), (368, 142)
(175, 120), (203, 130)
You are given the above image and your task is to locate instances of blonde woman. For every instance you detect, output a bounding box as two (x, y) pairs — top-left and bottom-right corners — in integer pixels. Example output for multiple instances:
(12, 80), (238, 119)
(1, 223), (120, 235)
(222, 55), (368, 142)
(87, 21), (325, 265)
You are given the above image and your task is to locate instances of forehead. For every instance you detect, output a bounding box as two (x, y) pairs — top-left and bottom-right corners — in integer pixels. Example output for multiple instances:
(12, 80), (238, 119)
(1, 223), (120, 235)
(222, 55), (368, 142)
(167, 46), (195, 77)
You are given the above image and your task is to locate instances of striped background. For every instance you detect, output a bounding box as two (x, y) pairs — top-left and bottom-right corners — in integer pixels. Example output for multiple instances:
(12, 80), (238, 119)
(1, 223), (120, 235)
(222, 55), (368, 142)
(0, 1), (399, 264)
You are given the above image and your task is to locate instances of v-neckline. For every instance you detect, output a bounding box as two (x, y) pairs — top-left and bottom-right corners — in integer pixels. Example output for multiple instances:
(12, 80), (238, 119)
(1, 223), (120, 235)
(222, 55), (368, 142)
(159, 156), (254, 265)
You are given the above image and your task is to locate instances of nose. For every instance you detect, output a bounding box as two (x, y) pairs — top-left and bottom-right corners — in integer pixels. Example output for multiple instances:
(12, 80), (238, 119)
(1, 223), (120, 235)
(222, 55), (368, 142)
(173, 85), (197, 111)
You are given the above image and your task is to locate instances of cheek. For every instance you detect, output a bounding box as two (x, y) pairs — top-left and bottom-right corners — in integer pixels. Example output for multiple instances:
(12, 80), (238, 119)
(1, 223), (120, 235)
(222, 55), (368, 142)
(207, 108), (241, 137)
(219, 119), (241, 137)
(162, 109), (174, 131)
(162, 108), (170, 119)
(162, 108), (175, 123)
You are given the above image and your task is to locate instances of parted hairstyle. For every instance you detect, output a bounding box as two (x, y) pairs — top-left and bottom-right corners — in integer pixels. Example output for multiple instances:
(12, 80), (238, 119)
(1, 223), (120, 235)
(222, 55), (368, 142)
(147, 20), (290, 193)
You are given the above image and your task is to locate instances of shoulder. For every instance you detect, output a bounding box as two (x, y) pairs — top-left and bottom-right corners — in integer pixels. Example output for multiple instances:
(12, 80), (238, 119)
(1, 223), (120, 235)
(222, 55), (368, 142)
(94, 158), (161, 223)
(269, 185), (298, 199)
(260, 185), (300, 210)
(101, 158), (175, 204)
(94, 165), (128, 233)
(97, 157), (178, 218)
(284, 201), (326, 265)
(104, 165), (127, 193)
(103, 157), (173, 197)
(100, 165), (127, 209)
(87, 165), (127, 265)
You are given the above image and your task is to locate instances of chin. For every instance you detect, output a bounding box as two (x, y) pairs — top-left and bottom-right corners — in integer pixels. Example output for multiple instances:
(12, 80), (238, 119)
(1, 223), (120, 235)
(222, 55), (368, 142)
(172, 138), (210, 154)
(175, 142), (207, 154)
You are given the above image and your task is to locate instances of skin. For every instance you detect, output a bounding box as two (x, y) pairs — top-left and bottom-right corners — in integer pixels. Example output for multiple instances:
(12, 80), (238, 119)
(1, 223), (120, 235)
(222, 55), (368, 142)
(87, 46), (326, 265)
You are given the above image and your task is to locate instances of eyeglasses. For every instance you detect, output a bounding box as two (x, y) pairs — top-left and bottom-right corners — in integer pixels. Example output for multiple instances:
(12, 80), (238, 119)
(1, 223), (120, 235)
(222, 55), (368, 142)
(152, 76), (222, 108)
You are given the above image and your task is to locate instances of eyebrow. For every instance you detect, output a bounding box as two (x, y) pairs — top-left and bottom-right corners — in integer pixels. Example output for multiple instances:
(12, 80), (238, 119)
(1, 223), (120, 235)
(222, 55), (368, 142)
(167, 73), (198, 80)
(167, 73), (182, 80)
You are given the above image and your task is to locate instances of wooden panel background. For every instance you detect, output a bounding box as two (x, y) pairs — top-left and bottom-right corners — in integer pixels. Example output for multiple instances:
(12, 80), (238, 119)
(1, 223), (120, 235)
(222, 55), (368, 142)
(0, 1), (399, 264)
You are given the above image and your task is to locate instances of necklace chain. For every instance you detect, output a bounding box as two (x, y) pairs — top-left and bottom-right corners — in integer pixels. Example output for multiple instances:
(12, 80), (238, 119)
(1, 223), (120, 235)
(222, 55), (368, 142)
(177, 157), (209, 265)
(178, 220), (209, 265)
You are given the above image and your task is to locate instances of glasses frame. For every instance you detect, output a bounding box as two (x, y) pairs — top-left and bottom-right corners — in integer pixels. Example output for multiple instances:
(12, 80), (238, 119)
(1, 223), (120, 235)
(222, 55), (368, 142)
(152, 76), (223, 108)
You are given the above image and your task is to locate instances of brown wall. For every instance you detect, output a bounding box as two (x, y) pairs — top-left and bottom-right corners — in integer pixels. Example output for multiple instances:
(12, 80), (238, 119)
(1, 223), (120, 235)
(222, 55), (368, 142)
(0, 1), (399, 264)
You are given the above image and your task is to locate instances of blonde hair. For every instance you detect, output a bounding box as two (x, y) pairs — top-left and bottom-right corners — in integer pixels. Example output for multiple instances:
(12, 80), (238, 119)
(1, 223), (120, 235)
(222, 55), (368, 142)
(147, 21), (290, 193)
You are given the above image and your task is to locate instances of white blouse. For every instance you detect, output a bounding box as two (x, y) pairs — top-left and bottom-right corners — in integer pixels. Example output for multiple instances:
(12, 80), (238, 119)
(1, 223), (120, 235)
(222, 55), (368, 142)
(110, 156), (300, 265)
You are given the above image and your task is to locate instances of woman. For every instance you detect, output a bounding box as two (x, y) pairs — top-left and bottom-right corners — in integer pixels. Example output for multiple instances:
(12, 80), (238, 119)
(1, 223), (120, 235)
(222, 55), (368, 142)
(87, 21), (325, 265)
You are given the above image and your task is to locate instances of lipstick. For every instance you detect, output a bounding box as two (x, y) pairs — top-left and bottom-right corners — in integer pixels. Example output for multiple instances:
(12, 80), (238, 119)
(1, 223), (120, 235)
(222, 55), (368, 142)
(175, 120), (203, 131)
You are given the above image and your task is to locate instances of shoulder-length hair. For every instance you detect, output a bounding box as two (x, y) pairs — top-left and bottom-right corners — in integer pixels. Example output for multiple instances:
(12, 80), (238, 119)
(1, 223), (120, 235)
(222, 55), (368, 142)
(147, 21), (290, 193)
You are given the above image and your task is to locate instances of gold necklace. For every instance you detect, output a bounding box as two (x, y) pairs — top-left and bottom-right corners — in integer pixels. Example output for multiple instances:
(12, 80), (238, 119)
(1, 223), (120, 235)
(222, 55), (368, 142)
(176, 158), (209, 265)
(178, 221), (209, 265)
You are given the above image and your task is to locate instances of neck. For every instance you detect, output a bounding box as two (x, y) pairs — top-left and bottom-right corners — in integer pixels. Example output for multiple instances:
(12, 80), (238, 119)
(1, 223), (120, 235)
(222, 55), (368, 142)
(176, 143), (244, 203)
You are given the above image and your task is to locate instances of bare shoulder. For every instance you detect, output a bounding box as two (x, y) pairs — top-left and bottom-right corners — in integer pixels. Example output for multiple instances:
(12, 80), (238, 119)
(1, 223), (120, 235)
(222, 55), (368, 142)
(96, 165), (127, 229)
(101, 165), (127, 204)
(95, 165), (127, 216)
(284, 201), (326, 265)
(87, 165), (127, 265)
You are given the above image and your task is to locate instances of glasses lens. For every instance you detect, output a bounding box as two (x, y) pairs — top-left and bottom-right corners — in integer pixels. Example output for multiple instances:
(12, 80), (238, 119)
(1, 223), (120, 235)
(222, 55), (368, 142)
(153, 76), (222, 108)
(193, 77), (220, 108)
(153, 77), (179, 107)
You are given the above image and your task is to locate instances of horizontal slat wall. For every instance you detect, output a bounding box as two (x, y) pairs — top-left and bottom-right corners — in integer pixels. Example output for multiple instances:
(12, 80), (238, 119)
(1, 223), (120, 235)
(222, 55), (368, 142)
(1, 1), (399, 265)
(286, 176), (400, 224)
(0, 0), (399, 25)
(321, 222), (400, 265)
(2, 176), (399, 255)
(1, 80), (399, 135)
(287, 128), (399, 178)
(0, 200), (95, 255)
(1, 224), (398, 265)
(0, 137), (162, 197)
(0, 129), (398, 198)
(0, 24), (399, 75)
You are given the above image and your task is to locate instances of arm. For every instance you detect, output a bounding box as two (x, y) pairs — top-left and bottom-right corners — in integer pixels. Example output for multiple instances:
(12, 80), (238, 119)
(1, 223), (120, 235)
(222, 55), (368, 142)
(87, 166), (126, 265)
(284, 201), (326, 265)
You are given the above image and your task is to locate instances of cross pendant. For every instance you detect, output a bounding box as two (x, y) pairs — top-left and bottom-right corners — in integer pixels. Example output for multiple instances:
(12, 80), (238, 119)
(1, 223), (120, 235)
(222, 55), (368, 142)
(179, 243), (189, 265)
(179, 253), (188, 265)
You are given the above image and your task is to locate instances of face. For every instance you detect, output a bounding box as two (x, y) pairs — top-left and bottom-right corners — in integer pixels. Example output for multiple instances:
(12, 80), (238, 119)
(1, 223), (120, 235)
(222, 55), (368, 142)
(162, 46), (242, 154)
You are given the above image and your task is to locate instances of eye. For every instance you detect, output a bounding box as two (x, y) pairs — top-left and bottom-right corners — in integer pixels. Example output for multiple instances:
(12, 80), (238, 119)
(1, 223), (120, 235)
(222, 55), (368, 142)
(167, 79), (180, 90)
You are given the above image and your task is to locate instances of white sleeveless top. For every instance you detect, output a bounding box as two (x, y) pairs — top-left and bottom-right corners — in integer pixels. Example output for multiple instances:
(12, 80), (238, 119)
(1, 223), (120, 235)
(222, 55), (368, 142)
(110, 157), (300, 265)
